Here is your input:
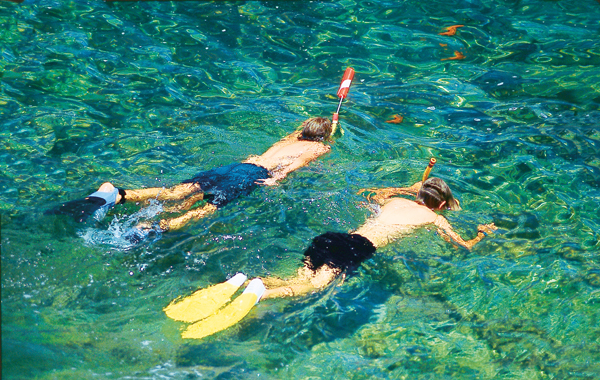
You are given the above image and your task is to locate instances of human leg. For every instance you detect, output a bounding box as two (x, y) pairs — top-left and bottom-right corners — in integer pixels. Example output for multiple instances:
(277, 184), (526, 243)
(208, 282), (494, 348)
(247, 232), (375, 299)
(123, 182), (202, 203)
(161, 192), (206, 213)
(260, 264), (340, 299)
(157, 203), (217, 231)
(162, 237), (346, 339)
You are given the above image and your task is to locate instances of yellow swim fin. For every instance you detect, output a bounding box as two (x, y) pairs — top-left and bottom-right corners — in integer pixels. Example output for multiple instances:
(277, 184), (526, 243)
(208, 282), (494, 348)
(164, 273), (247, 323)
(182, 278), (266, 340)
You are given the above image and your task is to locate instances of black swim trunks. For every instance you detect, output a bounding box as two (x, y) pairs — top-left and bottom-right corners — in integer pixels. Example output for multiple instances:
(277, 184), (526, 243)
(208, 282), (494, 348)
(303, 232), (376, 272)
(182, 163), (270, 208)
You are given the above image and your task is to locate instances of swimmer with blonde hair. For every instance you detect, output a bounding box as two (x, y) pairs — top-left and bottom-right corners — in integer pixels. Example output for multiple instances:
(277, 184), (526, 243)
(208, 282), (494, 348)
(258, 176), (495, 299)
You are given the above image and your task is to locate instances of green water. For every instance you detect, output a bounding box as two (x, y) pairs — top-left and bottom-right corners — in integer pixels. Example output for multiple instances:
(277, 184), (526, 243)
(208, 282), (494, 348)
(1, 0), (599, 379)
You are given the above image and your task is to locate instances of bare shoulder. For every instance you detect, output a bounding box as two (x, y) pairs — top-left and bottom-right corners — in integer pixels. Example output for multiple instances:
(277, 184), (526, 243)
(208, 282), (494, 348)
(274, 130), (303, 146)
(380, 197), (423, 209)
(279, 140), (329, 157)
(377, 198), (439, 226)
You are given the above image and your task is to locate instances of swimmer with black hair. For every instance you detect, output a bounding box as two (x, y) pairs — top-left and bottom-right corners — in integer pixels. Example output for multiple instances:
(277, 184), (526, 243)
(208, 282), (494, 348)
(47, 117), (333, 231)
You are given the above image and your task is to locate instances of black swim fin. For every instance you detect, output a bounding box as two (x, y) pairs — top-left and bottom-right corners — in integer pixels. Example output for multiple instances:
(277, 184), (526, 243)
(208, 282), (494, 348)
(45, 188), (122, 223)
(45, 197), (109, 223)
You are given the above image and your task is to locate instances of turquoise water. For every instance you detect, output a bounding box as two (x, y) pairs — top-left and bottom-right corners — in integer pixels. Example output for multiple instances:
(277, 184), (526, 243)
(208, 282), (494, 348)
(1, 0), (599, 378)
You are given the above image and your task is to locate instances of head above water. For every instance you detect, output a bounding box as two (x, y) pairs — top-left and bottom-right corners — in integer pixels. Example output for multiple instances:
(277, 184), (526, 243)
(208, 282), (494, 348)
(299, 117), (332, 142)
(416, 177), (461, 211)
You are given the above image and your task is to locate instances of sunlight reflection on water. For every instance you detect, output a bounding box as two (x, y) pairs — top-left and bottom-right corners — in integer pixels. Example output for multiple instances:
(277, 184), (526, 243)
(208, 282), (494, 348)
(1, 0), (599, 379)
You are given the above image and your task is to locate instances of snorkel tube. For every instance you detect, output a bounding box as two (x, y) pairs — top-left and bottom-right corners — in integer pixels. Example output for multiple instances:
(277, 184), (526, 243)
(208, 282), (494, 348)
(422, 157), (437, 183)
(331, 67), (355, 135)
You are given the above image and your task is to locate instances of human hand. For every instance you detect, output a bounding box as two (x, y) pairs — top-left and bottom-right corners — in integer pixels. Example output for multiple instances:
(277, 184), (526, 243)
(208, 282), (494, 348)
(357, 188), (384, 203)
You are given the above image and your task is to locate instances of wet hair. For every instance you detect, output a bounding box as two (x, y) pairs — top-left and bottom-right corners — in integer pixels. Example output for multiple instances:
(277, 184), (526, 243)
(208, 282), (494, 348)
(299, 117), (332, 142)
(415, 177), (461, 211)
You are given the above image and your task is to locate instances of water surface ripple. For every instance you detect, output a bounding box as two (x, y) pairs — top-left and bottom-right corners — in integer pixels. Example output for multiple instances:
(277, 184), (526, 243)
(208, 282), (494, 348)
(1, 0), (599, 379)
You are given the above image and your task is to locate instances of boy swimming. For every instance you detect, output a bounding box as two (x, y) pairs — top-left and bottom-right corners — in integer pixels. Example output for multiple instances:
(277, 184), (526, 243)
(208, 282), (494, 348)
(47, 117), (333, 231)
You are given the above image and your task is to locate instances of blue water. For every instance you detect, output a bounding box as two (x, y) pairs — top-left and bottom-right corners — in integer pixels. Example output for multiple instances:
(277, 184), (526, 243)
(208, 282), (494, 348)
(1, 0), (599, 379)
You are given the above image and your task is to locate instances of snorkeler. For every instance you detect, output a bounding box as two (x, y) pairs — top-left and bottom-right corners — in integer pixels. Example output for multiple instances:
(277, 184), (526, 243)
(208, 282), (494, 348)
(257, 177), (496, 299)
(164, 176), (497, 339)
(46, 117), (333, 231)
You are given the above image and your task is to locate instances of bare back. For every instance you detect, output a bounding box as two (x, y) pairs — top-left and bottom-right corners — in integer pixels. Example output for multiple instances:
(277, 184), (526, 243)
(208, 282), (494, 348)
(243, 131), (330, 182)
(353, 198), (440, 248)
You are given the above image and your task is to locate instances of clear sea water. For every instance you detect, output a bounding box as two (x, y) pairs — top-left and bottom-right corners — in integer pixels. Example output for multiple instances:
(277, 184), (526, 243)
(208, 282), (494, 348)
(1, 0), (599, 379)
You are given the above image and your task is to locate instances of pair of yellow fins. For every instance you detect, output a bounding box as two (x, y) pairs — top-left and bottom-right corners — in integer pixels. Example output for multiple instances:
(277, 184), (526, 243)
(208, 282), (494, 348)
(164, 273), (265, 340)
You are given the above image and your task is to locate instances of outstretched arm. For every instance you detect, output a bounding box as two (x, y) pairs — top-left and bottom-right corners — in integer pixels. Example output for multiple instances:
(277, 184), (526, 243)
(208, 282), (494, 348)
(434, 216), (496, 249)
(358, 181), (423, 204)
(157, 203), (217, 231)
